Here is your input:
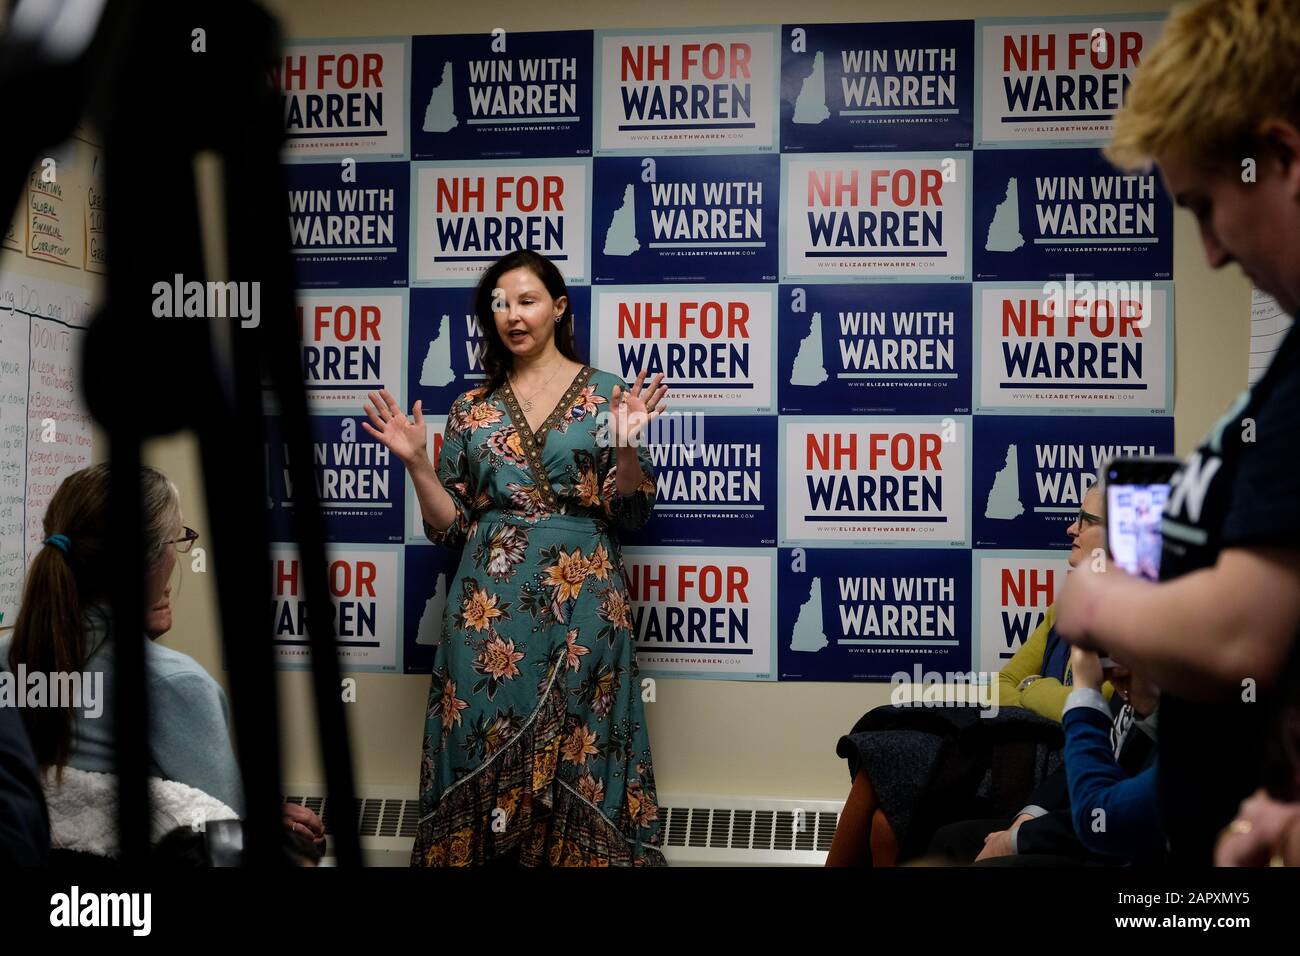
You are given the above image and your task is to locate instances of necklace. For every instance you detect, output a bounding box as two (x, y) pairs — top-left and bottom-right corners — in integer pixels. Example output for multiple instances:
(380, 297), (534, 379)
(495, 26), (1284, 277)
(510, 359), (566, 412)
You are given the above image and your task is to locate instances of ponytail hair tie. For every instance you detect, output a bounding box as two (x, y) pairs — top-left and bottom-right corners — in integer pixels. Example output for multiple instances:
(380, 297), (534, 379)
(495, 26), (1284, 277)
(43, 534), (71, 554)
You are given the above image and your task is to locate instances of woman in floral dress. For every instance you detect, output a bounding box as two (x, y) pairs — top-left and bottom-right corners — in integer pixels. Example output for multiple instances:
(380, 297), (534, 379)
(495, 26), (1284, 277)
(362, 250), (669, 866)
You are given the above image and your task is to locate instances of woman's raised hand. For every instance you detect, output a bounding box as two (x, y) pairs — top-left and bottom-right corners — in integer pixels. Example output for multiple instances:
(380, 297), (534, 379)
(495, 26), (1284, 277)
(610, 369), (668, 447)
(361, 389), (427, 467)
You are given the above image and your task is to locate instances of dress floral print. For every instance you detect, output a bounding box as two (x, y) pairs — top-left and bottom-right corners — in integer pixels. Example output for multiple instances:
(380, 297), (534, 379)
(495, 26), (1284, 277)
(412, 365), (665, 866)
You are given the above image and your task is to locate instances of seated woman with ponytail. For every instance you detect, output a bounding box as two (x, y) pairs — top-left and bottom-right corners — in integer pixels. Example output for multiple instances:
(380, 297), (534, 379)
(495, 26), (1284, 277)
(1, 464), (323, 856)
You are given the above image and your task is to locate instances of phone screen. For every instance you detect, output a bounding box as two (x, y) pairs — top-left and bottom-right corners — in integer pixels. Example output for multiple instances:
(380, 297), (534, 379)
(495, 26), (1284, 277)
(1106, 482), (1170, 581)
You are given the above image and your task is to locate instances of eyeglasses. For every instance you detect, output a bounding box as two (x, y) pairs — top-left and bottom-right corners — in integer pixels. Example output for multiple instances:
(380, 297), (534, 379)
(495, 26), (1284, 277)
(1075, 508), (1103, 527)
(171, 527), (199, 553)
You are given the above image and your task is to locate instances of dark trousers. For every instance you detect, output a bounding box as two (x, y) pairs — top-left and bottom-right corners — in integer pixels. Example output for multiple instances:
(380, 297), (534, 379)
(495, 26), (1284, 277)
(926, 817), (1093, 867)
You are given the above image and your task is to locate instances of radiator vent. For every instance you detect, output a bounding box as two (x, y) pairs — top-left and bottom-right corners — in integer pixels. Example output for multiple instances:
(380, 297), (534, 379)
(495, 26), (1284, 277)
(654, 796), (842, 863)
(283, 794), (422, 840)
(284, 787), (843, 866)
(661, 806), (838, 852)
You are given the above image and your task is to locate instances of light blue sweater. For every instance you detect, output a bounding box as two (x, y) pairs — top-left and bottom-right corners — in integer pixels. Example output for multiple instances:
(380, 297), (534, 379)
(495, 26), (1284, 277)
(0, 606), (245, 815)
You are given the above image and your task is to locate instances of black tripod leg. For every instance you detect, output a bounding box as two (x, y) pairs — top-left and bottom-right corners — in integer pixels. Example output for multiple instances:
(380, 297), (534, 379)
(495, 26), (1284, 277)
(216, 1), (362, 866)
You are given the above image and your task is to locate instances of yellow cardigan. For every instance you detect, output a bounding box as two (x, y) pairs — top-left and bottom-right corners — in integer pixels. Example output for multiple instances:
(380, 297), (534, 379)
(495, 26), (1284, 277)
(996, 604), (1113, 722)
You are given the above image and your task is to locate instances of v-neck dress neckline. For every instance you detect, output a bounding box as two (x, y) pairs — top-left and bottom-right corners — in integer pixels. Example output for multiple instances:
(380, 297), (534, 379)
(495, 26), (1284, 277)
(500, 364), (595, 511)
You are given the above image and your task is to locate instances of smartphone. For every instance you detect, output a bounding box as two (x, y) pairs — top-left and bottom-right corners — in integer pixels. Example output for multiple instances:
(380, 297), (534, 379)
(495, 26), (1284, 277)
(1103, 456), (1182, 582)
(1093, 456), (1180, 669)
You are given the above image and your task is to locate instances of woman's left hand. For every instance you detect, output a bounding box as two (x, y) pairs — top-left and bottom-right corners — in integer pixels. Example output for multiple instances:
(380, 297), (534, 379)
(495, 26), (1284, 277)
(610, 368), (668, 448)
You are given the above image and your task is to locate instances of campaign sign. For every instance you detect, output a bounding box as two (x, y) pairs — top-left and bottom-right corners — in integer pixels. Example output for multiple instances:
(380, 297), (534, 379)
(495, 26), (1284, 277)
(410, 30), (593, 160)
(781, 417), (970, 546)
(406, 286), (592, 416)
(595, 26), (779, 152)
(975, 281), (1172, 413)
(973, 550), (1066, 676)
(972, 148), (1173, 281)
(401, 543), (467, 674)
(266, 414), (405, 544)
(621, 414), (777, 549)
(977, 16), (1165, 147)
(624, 546), (776, 680)
(276, 40), (408, 160)
(778, 547), (971, 681)
(272, 544), (401, 672)
(591, 285), (776, 411)
(591, 154), (779, 284)
(411, 159), (590, 284)
(780, 21), (974, 152)
(777, 282), (972, 415)
(972, 414), (1173, 549)
(286, 161), (409, 288)
(288, 292), (404, 411)
(407, 415), (448, 542)
(782, 153), (969, 280)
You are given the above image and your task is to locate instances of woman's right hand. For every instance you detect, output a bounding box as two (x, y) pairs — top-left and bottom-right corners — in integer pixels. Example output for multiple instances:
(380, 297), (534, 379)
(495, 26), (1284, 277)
(361, 389), (427, 468)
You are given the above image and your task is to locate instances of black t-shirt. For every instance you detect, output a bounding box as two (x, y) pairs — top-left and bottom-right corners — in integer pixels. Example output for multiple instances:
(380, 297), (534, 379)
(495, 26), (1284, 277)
(1157, 319), (1300, 865)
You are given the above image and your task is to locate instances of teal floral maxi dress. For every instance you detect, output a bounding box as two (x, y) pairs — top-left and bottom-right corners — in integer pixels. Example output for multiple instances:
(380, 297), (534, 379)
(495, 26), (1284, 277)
(412, 365), (666, 866)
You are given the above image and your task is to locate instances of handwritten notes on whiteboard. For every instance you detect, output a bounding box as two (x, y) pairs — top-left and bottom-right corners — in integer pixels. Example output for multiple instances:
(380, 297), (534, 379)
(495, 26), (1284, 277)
(1250, 287), (1294, 385)
(26, 165), (77, 268)
(84, 144), (106, 273)
(1, 211), (20, 253)
(0, 274), (95, 625)
(22, 140), (98, 271)
(0, 291), (26, 624)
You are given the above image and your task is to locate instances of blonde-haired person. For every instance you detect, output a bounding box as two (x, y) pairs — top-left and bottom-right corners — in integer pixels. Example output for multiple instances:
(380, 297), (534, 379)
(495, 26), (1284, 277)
(0, 464), (323, 852)
(1056, 0), (1300, 865)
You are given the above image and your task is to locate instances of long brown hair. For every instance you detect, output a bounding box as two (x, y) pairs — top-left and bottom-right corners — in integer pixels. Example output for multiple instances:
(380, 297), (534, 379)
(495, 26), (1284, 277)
(474, 249), (584, 394)
(7, 463), (181, 770)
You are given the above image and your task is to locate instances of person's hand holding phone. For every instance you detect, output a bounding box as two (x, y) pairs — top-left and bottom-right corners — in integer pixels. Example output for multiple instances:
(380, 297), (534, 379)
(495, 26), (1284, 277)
(1103, 456), (1179, 581)
(1060, 456), (1178, 658)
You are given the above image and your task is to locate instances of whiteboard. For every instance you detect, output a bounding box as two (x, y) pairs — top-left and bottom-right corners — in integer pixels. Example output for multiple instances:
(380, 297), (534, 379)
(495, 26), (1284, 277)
(0, 273), (96, 627)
